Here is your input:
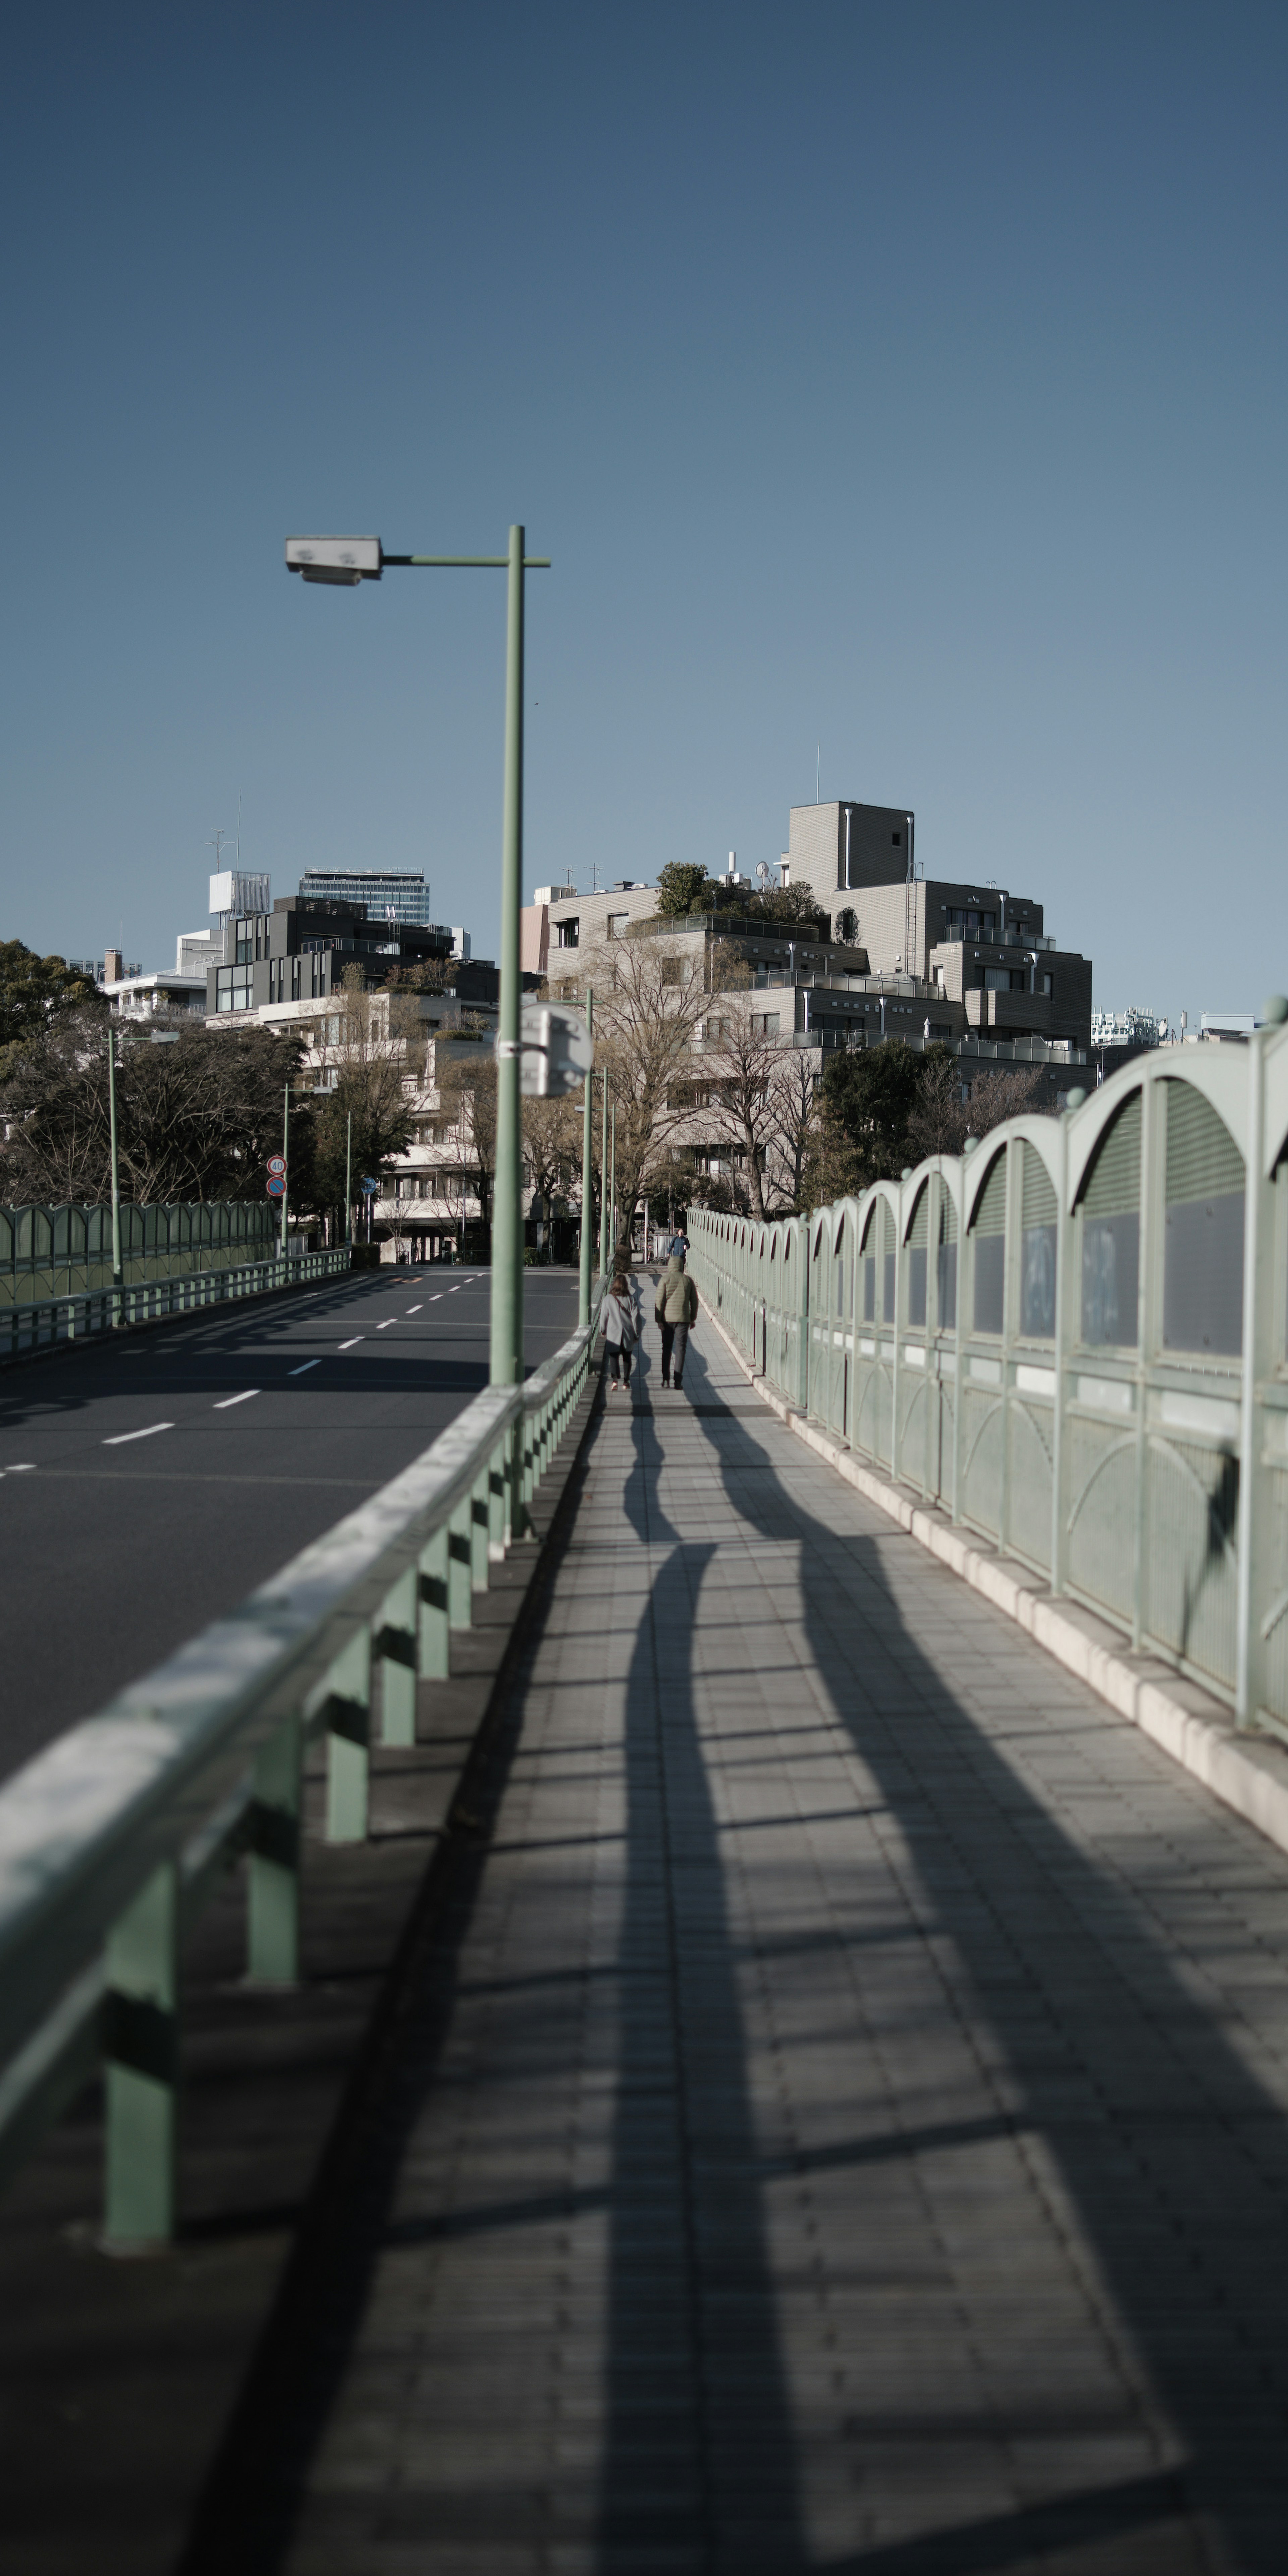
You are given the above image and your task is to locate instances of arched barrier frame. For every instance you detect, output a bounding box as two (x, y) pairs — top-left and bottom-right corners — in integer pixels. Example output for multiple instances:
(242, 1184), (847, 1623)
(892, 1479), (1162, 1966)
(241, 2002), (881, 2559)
(687, 1017), (1288, 1738)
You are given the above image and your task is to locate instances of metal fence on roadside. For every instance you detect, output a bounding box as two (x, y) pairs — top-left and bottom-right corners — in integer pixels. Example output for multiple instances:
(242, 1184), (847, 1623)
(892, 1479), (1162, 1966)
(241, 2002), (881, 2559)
(0, 1284), (603, 2246)
(0, 1201), (278, 1305)
(2, 1243), (351, 1361)
(688, 1016), (1288, 1739)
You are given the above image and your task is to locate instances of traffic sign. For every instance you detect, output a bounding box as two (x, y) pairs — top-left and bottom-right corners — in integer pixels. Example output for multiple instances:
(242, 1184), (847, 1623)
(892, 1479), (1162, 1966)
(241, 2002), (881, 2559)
(267, 1176), (286, 1198)
(267, 1155), (286, 1176)
(506, 1002), (595, 1098)
(360, 1176), (380, 1195)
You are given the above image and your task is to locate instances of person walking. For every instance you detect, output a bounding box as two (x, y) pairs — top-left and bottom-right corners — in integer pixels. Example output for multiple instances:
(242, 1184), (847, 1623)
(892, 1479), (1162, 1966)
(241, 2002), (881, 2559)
(602, 1273), (638, 1394)
(668, 1228), (690, 1259)
(654, 1253), (698, 1391)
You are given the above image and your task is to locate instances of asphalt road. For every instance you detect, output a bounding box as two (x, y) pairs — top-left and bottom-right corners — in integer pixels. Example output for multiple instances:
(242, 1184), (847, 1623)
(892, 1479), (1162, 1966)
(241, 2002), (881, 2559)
(0, 1265), (582, 1782)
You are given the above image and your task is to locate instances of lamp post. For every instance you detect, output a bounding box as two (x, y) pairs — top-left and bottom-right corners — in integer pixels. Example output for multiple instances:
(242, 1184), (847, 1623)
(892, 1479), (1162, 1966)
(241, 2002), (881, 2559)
(609, 1102), (617, 1276)
(578, 987), (594, 1328)
(107, 1023), (122, 1307)
(285, 527), (549, 1400)
(599, 1070), (610, 1278)
(345, 1111), (353, 1248)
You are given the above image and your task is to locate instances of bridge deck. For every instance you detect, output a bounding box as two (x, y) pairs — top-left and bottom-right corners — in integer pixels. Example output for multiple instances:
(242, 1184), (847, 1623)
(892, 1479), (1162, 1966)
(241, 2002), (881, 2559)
(221, 1313), (1288, 2574)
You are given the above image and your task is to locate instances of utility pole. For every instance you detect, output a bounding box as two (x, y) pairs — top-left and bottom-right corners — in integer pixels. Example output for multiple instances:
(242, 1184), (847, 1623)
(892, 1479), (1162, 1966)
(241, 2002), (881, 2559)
(578, 987), (594, 1326)
(345, 1110), (353, 1247)
(107, 1023), (122, 1310)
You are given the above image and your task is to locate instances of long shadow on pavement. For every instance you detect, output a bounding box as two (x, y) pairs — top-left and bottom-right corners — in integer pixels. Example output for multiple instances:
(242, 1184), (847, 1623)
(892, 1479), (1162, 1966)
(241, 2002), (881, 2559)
(658, 1339), (1288, 2572)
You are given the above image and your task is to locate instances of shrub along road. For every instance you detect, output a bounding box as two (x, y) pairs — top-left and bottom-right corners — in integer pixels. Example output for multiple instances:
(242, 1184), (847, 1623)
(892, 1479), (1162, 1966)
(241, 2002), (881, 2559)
(0, 1264), (581, 1779)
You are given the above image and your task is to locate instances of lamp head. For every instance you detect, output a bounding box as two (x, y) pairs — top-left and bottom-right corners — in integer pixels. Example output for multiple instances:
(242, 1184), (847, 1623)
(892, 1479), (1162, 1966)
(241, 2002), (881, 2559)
(285, 536), (382, 585)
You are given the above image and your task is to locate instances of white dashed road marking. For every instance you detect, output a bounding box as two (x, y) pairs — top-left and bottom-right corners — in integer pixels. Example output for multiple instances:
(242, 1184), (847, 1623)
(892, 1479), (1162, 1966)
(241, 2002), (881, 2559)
(103, 1424), (174, 1447)
(213, 1390), (259, 1409)
(406, 1305), (422, 1314)
(337, 1337), (364, 1351)
(377, 1319), (396, 1330)
(289, 1360), (320, 1375)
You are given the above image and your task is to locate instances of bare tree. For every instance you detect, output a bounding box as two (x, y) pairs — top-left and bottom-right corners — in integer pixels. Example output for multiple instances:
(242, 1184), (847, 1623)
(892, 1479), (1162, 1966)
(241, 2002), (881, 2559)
(0, 1009), (311, 1203)
(523, 1089), (582, 1214)
(902, 1057), (1050, 1166)
(311, 967), (422, 1220)
(690, 1006), (789, 1220)
(573, 930), (731, 1255)
(762, 1041), (818, 1213)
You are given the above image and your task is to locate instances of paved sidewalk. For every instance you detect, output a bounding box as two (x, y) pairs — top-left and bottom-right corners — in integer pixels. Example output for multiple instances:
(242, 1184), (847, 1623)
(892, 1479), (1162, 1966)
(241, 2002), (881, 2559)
(212, 1305), (1288, 2573)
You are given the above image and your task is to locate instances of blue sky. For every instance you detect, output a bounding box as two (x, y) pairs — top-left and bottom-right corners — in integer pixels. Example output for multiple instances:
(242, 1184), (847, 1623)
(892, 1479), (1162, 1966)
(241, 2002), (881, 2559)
(2, 1), (1284, 1022)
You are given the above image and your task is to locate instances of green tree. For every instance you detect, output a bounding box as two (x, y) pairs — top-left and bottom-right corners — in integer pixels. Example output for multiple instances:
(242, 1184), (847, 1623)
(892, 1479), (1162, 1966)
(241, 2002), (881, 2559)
(811, 1040), (956, 1194)
(0, 941), (101, 1069)
(0, 1011), (313, 1203)
(654, 861), (709, 917)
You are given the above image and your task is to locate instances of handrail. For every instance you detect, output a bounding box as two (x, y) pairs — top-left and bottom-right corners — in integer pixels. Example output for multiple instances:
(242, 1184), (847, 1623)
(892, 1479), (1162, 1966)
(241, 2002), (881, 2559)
(0, 1275), (605, 2242)
(1, 1243), (352, 1362)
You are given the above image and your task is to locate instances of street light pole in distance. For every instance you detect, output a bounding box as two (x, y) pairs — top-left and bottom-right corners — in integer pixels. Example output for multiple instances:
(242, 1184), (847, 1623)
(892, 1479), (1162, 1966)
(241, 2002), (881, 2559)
(578, 987), (594, 1329)
(283, 529), (549, 1409)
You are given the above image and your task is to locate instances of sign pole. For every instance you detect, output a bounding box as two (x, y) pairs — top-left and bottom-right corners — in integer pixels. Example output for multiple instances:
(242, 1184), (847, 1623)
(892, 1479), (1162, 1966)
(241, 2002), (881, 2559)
(578, 987), (594, 1328)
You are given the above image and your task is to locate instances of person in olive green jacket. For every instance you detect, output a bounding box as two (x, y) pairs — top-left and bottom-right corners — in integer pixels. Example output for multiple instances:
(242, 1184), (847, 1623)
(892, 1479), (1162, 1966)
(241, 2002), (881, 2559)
(654, 1254), (698, 1390)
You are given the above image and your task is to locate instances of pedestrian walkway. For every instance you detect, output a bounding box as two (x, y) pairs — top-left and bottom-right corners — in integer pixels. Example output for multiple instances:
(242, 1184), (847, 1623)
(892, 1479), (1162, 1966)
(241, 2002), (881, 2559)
(211, 1304), (1288, 2573)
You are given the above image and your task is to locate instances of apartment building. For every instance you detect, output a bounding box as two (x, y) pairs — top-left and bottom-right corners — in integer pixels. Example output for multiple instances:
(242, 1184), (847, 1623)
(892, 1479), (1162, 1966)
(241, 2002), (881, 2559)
(784, 803), (1093, 1053)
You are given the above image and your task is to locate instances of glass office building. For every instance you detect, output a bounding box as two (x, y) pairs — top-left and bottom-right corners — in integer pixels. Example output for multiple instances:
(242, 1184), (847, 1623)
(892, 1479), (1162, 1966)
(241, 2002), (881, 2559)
(298, 869), (433, 928)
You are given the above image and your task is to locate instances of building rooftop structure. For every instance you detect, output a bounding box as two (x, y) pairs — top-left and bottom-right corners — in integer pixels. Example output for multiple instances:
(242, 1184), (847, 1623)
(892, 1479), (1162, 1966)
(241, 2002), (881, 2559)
(298, 868), (437, 931)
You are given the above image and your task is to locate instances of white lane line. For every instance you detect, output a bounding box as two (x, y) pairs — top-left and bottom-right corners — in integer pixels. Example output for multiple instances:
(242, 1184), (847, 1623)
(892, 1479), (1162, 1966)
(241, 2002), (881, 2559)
(288, 1359), (320, 1376)
(337, 1337), (364, 1351)
(1, 1464), (37, 1474)
(405, 1305), (423, 1314)
(376, 1319), (396, 1330)
(103, 1423), (174, 1447)
(213, 1390), (260, 1410)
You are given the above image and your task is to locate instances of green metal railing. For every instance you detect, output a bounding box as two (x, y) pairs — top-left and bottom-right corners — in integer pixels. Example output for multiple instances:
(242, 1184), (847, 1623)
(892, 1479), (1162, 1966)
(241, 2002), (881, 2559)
(2, 1245), (351, 1361)
(0, 1283), (603, 2246)
(688, 1013), (1288, 1738)
(0, 1201), (277, 1305)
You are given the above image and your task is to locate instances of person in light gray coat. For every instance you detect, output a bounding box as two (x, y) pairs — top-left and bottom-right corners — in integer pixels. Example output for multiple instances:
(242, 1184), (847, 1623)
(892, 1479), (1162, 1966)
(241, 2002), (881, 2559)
(602, 1274), (638, 1393)
(654, 1255), (698, 1390)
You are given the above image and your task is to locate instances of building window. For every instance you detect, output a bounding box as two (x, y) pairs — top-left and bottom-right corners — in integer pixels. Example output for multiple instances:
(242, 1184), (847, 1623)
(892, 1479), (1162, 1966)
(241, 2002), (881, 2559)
(750, 1013), (780, 1037)
(215, 966), (253, 1012)
(555, 918), (579, 949)
(607, 913), (628, 938)
(891, 832), (901, 846)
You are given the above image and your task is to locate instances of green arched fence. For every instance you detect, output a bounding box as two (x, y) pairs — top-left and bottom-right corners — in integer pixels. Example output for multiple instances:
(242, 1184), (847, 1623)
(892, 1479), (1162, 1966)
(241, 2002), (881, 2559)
(688, 1024), (1288, 1737)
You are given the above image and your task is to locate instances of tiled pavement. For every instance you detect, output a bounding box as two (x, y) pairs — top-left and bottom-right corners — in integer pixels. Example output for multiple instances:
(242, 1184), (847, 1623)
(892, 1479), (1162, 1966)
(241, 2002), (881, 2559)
(259, 1310), (1288, 2573)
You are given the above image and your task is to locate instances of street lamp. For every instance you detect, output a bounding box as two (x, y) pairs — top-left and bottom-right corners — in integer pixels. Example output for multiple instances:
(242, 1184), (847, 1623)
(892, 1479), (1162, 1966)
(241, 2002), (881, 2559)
(285, 528), (549, 1407)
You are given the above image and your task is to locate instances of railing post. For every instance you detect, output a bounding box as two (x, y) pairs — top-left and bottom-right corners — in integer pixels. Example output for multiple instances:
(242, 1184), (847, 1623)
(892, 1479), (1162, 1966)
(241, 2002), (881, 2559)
(488, 1433), (507, 1560)
(448, 1497), (474, 1626)
(376, 1564), (420, 1748)
(419, 1524), (451, 1679)
(323, 1628), (372, 1843)
(103, 1860), (179, 2248)
(248, 1713), (302, 1981)
(471, 1467), (490, 1590)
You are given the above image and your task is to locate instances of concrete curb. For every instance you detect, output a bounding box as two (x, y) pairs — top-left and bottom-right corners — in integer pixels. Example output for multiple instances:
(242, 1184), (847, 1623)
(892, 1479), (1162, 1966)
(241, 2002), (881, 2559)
(706, 1306), (1288, 1865)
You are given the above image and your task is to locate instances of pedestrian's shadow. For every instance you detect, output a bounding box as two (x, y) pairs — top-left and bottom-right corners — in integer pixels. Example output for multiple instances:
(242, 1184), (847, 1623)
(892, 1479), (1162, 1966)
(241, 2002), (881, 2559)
(592, 1335), (1288, 2570)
